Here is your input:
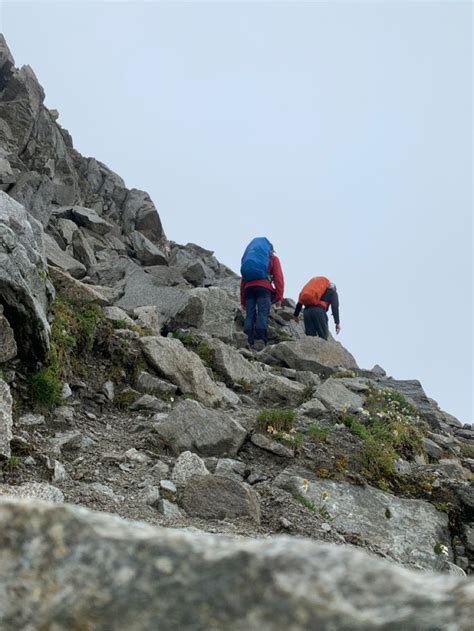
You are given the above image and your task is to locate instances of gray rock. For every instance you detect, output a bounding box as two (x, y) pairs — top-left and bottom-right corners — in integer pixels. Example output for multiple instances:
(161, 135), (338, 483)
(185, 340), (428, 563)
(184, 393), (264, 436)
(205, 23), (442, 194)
(334, 377), (372, 392)
(313, 379), (364, 412)
(17, 413), (45, 427)
(181, 475), (261, 523)
(153, 399), (247, 457)
(55, 206), (115, 236)
(259, 374), (307, 406)
(132, 306), (164, 335)
(48, 266), (110, 306)
(53, 431), (95, 453)
(125, 448), (149, 464)
(214, 458), (246, 482)
(136, 371), (178, 398)
(102, 306), (134, 327)
(0, 497), (472, 630)
(43, 232), (86, 278)
(0, 311), (17, 362)
(275, 468), (452, 570)
(56, 218), (78, 245)
(129, 394), (169, 413)
(72, 229), (97, 269)
(207, 337), (265, 386)
(102, 380), (115, 402)
(423, 437), (444, 460)
(159, 480), (177, 496)
(157, 498), (184, 518)
(0, 379), (12, 459)
(52, 460), (68, 483)
(142, 486), (161, 508)
(130, 231), (167, 266)
(261, 337), (358, 375)
(140, 335), (238, 407)
(298, 397), (328, 418)
(251, 432), (295, 458)
(169, 287), (239, 341)
(0, 483), (63, 502)
(150, 460), (170, 480)
(171, 451), (210, 487)
(0, 192), (53, 359)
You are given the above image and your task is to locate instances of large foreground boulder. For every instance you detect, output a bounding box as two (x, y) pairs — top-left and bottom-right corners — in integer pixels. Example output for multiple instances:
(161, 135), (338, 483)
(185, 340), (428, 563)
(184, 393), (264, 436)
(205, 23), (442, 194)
(0, 498), (472, 630)
(0, 191), (53, 358)
(262, 337), (358, 376)
(275, 468), (452, 570)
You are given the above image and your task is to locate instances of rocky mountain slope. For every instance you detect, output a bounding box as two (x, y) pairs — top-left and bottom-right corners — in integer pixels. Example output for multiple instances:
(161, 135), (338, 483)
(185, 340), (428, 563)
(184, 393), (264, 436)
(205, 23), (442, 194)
(0, 35), (473, 629)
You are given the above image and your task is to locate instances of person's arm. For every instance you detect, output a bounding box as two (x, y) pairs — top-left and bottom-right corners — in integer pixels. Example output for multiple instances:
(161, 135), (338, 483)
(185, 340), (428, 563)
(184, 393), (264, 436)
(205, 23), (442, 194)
(294, 302), (303, 319)
(330, 290), (341, 333)
(271, 255), (284, 303)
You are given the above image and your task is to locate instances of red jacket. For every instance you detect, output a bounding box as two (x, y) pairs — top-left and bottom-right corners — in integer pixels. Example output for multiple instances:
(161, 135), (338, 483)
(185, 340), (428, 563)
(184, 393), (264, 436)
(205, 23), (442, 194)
(240, 254), (284, 306)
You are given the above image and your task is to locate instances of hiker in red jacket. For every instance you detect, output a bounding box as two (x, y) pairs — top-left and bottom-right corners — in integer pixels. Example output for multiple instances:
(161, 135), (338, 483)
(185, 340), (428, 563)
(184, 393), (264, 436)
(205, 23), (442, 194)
(240, 241), (284, 351)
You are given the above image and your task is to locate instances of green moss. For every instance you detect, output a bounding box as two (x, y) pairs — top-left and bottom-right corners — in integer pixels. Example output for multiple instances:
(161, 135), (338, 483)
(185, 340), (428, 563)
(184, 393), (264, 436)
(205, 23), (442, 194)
(30, 367), (62, 408)
(115, 389), (140, 409)
(3, 456), (21, 471)
(172, 331), (213, 366)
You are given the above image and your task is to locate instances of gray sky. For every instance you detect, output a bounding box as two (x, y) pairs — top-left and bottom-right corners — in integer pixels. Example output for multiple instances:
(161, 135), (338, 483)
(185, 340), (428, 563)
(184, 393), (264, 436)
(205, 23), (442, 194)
(1, 1), (472, 422)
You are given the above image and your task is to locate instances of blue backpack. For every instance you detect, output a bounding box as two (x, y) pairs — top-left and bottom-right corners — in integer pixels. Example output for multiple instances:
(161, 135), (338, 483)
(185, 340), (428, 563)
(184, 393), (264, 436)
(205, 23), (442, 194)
(240, 237), (273, 281)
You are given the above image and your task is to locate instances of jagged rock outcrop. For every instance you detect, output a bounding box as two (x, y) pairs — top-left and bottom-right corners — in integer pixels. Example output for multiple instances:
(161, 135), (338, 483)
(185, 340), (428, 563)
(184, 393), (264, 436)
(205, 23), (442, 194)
(0, 191), (53, 358)
(0, 498), (472, 631)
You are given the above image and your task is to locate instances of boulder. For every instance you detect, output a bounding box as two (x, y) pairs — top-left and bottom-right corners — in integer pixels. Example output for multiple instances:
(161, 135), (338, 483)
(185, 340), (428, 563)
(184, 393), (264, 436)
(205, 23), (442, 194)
(275, 468), (452, 570)
(298, 397), (328, 418)
(313, 379), (364, 412)
(132, 306), (164, 335)
(102, 306), (134, 327)
(152, 399), (247, 457)
(171, 451), (210, 487)
(207, 337), (265, 385)
(54, 206), (115, 236)
(251, 432), (295, 458)
(0, 379), (12, 459)
(214, 458), (246, 482)
(181, 475), (260, 523)
(43, 232), (86, 278)
(261, 337), (358, 376)
(140, 335), (238, 406)
(72, 230), (97, 269)
(259, 374), (307, 406)
(0, 308), (17, 362)
(0, 498), (473, 630)
(0, 191), (53, 359)
(130, 231), (167, 266)
(169, 287), (238, 341)
(136, 371), (178, 398)
(48, 267), (111, 306)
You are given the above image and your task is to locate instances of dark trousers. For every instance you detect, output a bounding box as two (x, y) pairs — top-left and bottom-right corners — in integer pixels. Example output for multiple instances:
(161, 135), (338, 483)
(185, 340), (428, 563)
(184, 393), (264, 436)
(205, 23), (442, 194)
(303, 305), (329, 340)
(244, 286), (272, 345)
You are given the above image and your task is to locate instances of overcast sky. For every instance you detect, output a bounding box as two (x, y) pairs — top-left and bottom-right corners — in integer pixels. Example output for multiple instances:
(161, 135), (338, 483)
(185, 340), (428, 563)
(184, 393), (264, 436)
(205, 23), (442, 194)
(1, 1), (472, 422)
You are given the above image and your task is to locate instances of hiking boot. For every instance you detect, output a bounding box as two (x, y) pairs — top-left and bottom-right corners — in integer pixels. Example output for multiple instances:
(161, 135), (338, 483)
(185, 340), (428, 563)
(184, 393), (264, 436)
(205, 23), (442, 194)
(253, 340), (266, 352)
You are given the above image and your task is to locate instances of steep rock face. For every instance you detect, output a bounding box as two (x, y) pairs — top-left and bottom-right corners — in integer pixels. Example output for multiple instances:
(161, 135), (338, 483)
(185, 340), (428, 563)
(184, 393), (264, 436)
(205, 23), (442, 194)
(0, 35), (164, 245)
(0, 191), (53, 358)
(0, 498), (472, 631)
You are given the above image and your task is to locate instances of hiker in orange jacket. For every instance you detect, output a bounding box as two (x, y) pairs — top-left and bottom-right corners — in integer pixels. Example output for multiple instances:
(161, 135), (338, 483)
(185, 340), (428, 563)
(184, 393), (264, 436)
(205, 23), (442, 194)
(294, 277), (340, 340)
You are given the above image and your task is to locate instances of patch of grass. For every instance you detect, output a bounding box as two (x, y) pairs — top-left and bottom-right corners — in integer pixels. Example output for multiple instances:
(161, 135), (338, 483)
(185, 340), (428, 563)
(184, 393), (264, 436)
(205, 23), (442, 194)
(172, 331), (213, 366)
(434, 502), (450, 513)
(307, 423), (330, 443)
(181, 392), (196, 400)
(235, 378), (253, 393)
(3, 456), (21, 471)
(30, 367), (62, 408)
(300, 384), (314, 403)
(340, 388), (425, 491)
(332, 370), (356, 379)
(115, 388), (141, 409)
(30, 297), (105, 408)
(257, 408), (296, 432)
(295, 494), (316, 512)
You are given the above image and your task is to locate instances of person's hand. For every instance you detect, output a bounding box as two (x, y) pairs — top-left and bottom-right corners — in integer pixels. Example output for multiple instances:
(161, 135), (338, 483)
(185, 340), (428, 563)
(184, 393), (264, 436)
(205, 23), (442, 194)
(294, 315), (300, 323)
(336, 324), (341, 335)
(273, 301), (281, 309)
